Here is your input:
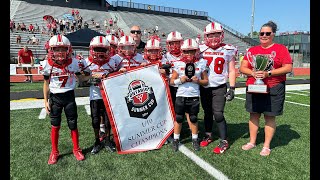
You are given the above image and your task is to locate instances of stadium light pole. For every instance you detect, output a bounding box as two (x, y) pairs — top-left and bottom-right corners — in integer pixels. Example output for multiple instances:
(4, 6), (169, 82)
(250, 0), (255, 38)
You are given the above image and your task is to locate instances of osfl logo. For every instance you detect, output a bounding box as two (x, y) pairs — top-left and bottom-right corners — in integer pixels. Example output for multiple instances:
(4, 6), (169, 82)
(125, 80), (157, 119)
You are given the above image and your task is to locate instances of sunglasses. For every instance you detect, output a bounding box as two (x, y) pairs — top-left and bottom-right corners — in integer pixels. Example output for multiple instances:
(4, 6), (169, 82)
(130, 30), (141, 34)
(259, 32), (272, 36)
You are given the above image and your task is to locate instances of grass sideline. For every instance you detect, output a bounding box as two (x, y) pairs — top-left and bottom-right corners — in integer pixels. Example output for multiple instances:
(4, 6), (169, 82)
(10, 75), (310, 92)
(10, 90), (310, 179)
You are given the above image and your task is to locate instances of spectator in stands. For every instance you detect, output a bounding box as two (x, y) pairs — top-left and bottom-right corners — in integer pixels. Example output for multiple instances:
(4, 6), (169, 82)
(28, 24), (34, 33)
(75, 9), (79, 16)
(26, 36), (32, 44)
(16, 34), (22, 44)
(71, 9), (75, 16)
(143, 29), (148, 37)
(16, 23), (21, 31)
(21, 23), (26, 31)
(84, 21), (89, 29)
(31, 35), (38, 45)
(161, 32), (166, 38)
(104, 19), (108, 28)
(155, 25), (159, 33)
(95, 22), (100, 29)
(109, 18), (113, 27)
(41, 26), (47, 34)
(114, 15), (118, 25)
(10, 19), (14, 33)
(130, 25), (145, 54)
(35, 23), (40, 32)
(17, 45), (34, 82)
(77, 22), (82, 30)
(240, 21), (293, 157)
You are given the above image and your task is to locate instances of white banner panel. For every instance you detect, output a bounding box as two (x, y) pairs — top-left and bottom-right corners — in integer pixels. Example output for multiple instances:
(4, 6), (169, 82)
(101, 63), (175, 154)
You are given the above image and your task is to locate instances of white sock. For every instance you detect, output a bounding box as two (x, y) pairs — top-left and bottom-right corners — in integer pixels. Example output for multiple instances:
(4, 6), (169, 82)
(100, 124), (105, 133)
(173, 133), (180, 140)
(192, 134), (198, 140)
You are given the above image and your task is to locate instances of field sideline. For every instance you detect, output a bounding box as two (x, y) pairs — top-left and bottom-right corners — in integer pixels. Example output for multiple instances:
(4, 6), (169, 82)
(10, 84), (310, 180)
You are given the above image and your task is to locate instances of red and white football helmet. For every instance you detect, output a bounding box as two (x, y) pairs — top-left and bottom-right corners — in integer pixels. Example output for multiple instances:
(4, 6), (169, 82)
(181, 38), (199, 63)
(144, 38), (162, 62)
(48, 34), (72, 65)
(106, 34), (119, 56)
(118, 35), (136, 60)
(204, 21), (224, 49)
(166, 31), (183, 57)
(89, 36), (110, 65)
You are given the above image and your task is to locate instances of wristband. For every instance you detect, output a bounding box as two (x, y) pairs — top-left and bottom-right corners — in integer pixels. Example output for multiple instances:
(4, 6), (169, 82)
(268, 70), (272, 77)
(174, 78), (182, 85)
(230, 86), (235, 90)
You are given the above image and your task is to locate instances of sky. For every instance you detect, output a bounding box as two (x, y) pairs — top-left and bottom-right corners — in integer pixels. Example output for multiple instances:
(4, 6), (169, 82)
(118, 0), (310, 36)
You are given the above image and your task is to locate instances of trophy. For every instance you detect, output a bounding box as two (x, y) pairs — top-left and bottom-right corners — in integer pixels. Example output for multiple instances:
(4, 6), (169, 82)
(247, 53), (269, 93)
(185, 63), (195, 82)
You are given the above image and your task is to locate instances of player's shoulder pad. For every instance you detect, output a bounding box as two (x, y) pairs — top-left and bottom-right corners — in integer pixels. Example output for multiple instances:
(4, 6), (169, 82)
(199, 44), (208, 53)
(223, 43), (237, 50)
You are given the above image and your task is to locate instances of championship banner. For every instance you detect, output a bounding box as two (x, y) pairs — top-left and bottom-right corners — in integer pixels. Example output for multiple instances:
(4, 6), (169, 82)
(101, 63), (175, 154)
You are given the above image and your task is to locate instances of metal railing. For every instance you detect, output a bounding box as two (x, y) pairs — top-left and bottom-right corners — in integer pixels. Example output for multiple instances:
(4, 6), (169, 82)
(112, 1), (208, 17)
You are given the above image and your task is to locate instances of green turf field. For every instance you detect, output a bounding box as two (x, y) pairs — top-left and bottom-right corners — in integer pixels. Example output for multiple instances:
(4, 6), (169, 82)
(10, 89), (310, 179)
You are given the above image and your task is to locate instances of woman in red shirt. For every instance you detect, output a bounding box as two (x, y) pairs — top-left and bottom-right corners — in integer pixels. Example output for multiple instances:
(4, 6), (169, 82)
(239, 21), (292, 156)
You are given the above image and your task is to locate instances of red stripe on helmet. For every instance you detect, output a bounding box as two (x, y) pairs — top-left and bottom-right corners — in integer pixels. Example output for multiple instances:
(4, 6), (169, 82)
(57, 35), (62, 42)
(99, 36), (103, 43)
(151, 39), (155, 46)
(188, 39), (192, 47)
(125, 35), (129, 43)
(172, 31), (176, 38)
(211, 22), (215, 30)
(111, 35), (115, 41)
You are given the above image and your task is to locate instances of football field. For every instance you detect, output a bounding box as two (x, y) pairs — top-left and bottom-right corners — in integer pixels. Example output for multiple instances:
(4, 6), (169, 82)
(10, 85), (310, 180)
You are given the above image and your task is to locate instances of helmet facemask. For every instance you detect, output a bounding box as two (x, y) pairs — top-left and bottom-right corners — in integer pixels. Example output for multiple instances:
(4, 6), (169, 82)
(182, 49), (198, 63)
(119, 45), (136, 60)
(204, 32), (224, 49)
(49, 46), (70, 65)
(167, 41), (182, 56)
(145, 49), (162, 62)
(90, 46), (110, 65)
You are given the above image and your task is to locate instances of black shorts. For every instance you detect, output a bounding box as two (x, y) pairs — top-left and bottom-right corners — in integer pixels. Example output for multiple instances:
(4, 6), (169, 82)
(90, 99), (109, 128)
(245, 82), (285, 116)
(49, 90), (78, 128)
(175, 96), (200, 115)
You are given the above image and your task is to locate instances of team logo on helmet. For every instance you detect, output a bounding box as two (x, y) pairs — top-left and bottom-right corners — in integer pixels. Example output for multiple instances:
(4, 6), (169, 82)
(125, 80), (157, 119)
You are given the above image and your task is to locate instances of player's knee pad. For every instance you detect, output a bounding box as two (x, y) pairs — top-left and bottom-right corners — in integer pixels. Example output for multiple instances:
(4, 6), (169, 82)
(176, 114), (184, 123)
(67, 118), (78, 130)
(50, 118), (61, 127)
(213, 112), (225, 123)
(189, 114), (198, 123)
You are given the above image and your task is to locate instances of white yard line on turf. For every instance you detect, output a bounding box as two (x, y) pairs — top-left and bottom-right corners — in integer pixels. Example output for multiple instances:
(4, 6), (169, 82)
(167, 137), (229, 180)
(85, 105), (91, 115)
(286, 91), (309, 96)
(38, 108), (47, 119)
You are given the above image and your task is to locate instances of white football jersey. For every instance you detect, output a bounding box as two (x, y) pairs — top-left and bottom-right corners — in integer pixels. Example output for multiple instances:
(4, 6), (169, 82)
(81, 58), (116, 100)
(109, 53), (148, 69)
(163, 52), (182, 87)
(40, 58), (80, 94)
(173, 59), (207, 97)
(199, 44), (237, 88)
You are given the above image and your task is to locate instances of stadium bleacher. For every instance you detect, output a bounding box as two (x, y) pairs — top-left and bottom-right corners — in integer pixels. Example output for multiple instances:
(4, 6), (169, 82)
(10, 0), (252, 64)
